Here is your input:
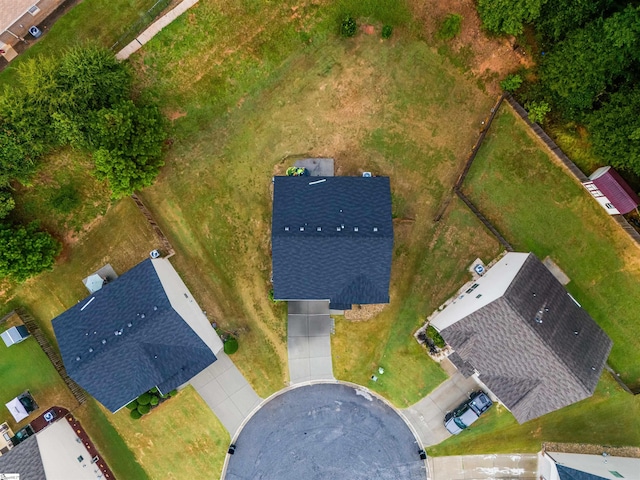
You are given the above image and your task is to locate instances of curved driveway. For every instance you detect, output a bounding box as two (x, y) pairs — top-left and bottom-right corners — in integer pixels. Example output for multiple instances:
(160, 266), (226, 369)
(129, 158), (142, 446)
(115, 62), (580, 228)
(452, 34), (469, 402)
(225, 383), (426, 480)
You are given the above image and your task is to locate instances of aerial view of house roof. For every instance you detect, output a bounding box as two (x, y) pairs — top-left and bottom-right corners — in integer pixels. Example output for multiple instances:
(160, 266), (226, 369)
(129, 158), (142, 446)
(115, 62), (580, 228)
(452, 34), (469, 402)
(432, 252), (613, 424)
(271, 176), (393, 310)
(588, 166), (640, 214)
(52, 258), (221, 412)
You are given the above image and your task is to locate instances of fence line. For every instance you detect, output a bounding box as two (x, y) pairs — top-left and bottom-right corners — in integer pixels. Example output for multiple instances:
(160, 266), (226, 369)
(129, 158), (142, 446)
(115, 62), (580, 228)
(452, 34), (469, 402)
(505, 94), (640, 247)
(130, 193), (175, 257)
(15, 308), (87, 406)
(110, 0), (172, 52)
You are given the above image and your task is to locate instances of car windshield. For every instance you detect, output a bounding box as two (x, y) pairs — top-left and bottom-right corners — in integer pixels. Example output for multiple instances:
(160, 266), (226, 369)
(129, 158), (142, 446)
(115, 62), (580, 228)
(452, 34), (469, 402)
(453, 417), (467, 429)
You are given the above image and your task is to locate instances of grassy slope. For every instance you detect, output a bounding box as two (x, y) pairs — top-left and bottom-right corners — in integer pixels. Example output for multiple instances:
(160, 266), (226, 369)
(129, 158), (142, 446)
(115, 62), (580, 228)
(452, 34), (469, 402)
(464, 106), (640, 388)
(104, 387), (229, 480)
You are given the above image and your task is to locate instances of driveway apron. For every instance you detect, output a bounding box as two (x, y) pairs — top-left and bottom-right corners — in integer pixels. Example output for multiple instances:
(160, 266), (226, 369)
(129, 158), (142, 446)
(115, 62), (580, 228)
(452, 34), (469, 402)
(428, 454), (538, 480)
(287, 301), (334, 384)
(190, 352), (261, 436)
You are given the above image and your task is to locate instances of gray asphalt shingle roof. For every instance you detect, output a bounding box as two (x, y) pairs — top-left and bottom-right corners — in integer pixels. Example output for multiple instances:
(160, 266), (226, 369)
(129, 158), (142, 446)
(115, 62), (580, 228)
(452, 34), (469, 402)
(441, 254), (612, 424)
(0, 436), (45, 479)
(556, 465), (608, 480)
(272, 176), (393, 308)
(52, 259), (216, 412)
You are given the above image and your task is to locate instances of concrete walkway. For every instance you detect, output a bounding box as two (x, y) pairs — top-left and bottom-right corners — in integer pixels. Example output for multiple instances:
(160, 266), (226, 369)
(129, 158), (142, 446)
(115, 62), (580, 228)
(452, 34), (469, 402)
(428, 454), (537, 480)
(402, 362), (480, 447)
(190, 353), (261, 436)
(287, 301), (334, 384)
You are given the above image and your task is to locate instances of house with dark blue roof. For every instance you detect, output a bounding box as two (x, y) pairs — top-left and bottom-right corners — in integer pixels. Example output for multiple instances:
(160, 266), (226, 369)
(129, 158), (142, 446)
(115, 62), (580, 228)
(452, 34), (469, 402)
(52, 258), (223, 413)
(271, 176), (393, 310)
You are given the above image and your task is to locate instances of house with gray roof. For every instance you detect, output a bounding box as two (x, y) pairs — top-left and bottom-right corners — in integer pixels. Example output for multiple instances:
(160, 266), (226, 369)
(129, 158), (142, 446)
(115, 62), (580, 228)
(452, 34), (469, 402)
(431, 252), (613, 424)
(52, 258), (223, 413)
(271, 176), (393, 310)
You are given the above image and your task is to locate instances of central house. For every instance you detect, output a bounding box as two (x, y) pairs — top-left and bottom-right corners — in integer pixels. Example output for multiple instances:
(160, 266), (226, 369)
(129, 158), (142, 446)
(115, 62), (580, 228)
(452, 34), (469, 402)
(271, 176), (394, 310)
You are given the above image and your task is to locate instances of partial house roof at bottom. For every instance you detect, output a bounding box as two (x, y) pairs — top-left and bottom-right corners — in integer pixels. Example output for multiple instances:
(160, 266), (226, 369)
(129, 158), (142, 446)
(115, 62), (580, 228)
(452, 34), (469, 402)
(441, 254), (612, 424)
(271, 176), (393, 307)
(556, 465), (608, 480)
(590, 166), (640, 214)
(0, 436), (45, 479)
(52, 259), (216, 412)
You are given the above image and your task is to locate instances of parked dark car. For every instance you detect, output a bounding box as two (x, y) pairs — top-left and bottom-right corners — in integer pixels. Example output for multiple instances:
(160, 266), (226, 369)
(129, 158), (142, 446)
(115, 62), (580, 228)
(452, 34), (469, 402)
(444, 390), (493, 435)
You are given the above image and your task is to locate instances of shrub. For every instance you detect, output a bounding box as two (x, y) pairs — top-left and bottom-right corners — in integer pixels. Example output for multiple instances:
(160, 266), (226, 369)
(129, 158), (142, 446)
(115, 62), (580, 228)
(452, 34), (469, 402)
(438, 14), (463, 40)
(137, 404), (151, 415)
(500, 74), (523, 92)
(426, 326), (446, 349)
(150, 396), (159, 406)
(525, 100), (551, 124)
(50, 184), (81, 214)
(341, 16), (357, 37)
(224, 336), (239, 355)
(382, 25), (393, 39)
(137, 392), (152, 405)
(130, 409), (142, 419)
(169, 389), (178, 397)
(149, 387), (158, 393)
(125, 400), (138, 410)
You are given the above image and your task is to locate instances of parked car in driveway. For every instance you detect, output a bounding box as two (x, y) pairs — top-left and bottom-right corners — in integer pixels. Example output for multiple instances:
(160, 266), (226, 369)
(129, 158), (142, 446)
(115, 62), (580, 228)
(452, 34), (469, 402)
(444, 390), (493, 435)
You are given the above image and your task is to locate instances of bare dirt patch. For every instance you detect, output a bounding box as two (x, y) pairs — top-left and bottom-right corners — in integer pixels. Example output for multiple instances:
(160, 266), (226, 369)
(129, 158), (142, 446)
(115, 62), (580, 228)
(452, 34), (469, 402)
(408, 0), (533, 92)
(344, 303), (387, 321)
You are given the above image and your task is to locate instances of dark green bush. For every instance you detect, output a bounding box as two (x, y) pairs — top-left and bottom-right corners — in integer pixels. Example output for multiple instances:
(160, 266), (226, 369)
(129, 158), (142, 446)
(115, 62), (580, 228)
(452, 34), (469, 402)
(500, 74), (523, 92)
(125, 400), (138, 410)
(224, 336), (239, 355)
(150, 396), (159, 406)
(137, 392), (152, 405)
(382, 25), (393, 39)
(130, 409), (142, 419)
(50, 184), (81, 214)
(137, 404), (151, 415)
(438, 14), (462, 40)
(426, 326), (446, 349)
(341, 16), (357, 37)
(169, 389), (178, 397)
(149, 387), (158, 393)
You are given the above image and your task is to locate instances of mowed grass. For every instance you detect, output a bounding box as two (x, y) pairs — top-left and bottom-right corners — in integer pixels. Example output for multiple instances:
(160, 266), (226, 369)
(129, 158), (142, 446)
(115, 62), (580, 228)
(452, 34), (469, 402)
(428, 374), (640, 455)
(463, 106), (640, 389)
(104, 387), (229, 480)
(0, 325), (78, 431)
(131, 0), (500, 402)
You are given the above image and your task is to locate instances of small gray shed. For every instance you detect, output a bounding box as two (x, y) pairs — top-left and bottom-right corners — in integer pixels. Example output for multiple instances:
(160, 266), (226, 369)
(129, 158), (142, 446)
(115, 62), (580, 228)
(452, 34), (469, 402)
(1, 325), (30, 347)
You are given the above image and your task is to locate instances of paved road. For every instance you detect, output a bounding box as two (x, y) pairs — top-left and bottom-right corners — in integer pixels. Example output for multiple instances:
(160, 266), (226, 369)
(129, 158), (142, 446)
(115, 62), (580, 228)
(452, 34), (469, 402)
(225, 383), (426, 480)
(190, 353), (261, 436)
(429, 454), (538, 479)
(287, 301), (334, 384)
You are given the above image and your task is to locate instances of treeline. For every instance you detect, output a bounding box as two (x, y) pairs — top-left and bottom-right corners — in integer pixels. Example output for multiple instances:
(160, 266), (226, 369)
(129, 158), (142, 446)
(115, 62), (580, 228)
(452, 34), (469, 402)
(479, 0), (640, 177)
(0, 46), (165, 282)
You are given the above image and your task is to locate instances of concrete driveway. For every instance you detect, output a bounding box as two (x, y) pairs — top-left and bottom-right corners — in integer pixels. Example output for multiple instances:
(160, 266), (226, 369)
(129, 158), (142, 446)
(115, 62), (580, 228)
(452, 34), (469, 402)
(428, 454), (537, 480)
(190, 353), (261, 436)
(225, 383), (426, 480)
(287, 301), (334, 384)
(402, 363), (480, 447)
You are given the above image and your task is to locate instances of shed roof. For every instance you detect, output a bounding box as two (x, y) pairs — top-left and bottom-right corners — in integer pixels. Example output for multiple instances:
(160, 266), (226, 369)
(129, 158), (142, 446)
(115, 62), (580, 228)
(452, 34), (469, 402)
(52, 259), (216, 412)
(440, 254), (612, 423)
(590, 166), (640, 214)
(271, 176), (393, 308)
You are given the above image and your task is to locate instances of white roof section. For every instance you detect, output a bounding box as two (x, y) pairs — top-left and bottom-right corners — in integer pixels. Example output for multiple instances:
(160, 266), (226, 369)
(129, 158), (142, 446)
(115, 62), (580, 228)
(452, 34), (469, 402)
(588, 165), (611, 181)
(431, 253), (530, 331)
(1, 326), (27, 347)
(5, 398), (28, 423)
(36, 419), (102, 480)
(151, 258), (224, 355)
(0, 0), (37, 32)
(542, 451), (640, 480)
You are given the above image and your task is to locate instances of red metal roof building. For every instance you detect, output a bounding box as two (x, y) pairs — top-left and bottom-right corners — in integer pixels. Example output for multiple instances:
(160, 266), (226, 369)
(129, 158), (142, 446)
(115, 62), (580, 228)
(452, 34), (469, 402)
(583, 166), (640, 215)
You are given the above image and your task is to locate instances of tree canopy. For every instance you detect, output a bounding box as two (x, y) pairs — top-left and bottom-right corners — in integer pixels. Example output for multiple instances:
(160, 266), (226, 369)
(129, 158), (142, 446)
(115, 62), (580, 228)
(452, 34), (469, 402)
(477, 0), (547, 36)
(0, 222), (61, 282)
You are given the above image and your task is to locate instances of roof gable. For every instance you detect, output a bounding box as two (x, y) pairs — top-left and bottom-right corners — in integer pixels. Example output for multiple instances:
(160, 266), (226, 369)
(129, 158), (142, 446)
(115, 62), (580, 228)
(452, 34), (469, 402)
(52, 259), (216, 412)
(272, 177), (393, 305)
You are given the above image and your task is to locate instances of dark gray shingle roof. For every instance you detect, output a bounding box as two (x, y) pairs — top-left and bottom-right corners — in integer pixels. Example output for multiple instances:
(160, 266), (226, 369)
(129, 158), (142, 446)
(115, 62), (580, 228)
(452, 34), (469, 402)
(52, 259), (216, 412)
(0, 436), (45, 480)
(557, 465), (608, 480)
(272, 176), (393, 307)
(441, 254), (612, 424)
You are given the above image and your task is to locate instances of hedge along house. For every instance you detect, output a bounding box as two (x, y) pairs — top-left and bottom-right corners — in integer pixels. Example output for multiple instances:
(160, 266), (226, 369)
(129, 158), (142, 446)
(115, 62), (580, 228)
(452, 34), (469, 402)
(430, 253), (613, 424)
(271, 176), (394, 310)
(582, 166), (640, 215)
(52, 258), (223, 413)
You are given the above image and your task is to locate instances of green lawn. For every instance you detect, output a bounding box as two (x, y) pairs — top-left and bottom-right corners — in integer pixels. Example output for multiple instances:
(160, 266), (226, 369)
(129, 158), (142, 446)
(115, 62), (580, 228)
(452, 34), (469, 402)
(428, 374), (640, 455)
(464, 106), (640, 389)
